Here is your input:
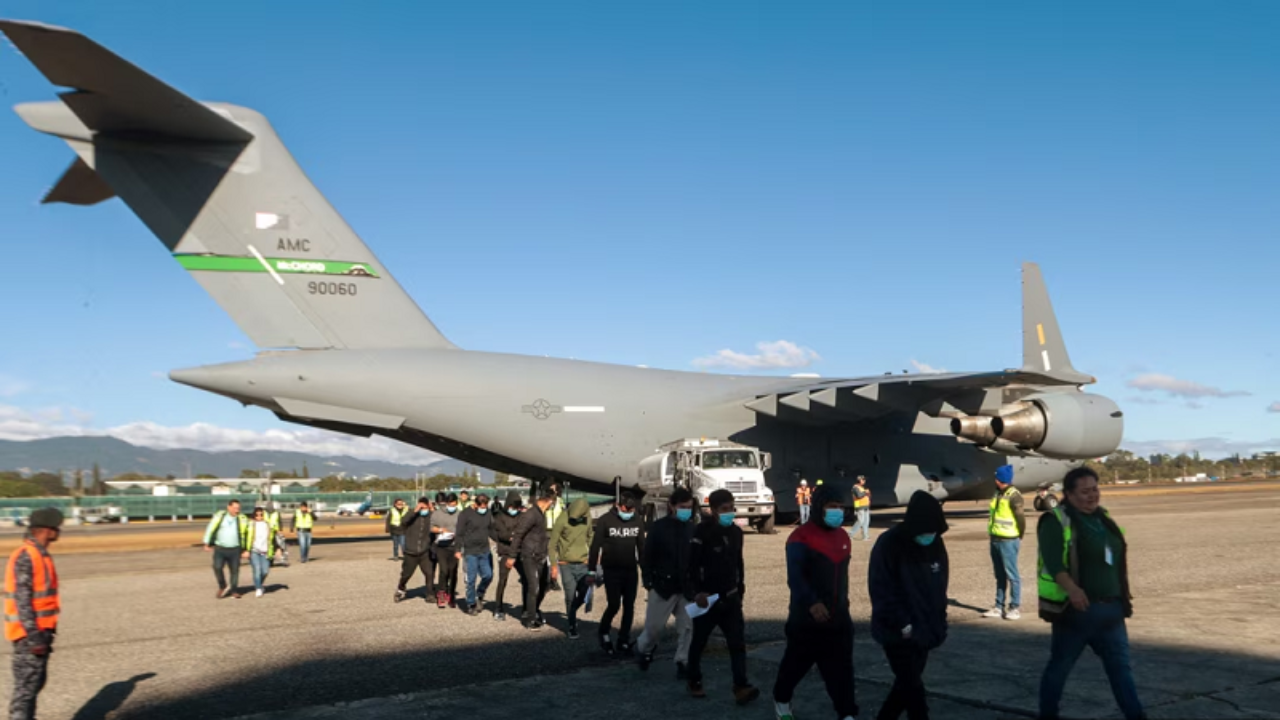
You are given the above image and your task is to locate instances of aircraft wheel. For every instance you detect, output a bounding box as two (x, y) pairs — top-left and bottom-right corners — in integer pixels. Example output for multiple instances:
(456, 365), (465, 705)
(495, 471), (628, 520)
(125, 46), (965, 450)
(1043, 494), (1060, 510)
(1033, 496), (1045, 512)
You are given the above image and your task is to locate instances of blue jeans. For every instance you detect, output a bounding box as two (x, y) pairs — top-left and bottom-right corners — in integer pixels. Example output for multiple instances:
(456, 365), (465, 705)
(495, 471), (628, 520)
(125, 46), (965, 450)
(1039, 601), (1145, 720)
(391, 534), (405, 558)
(799, 504), (810, 524)
(850, 507), (870, 539)
(464, 552), (494, 606)
(250, 551), (270, 591)
(297, 530), (312, 563)
(990, 538), (1021, 608)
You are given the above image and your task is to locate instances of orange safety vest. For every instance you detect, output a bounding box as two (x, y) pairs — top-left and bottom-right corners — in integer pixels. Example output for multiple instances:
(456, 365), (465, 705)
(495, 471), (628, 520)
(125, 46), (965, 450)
(796, 486), (812, 505)
(4, 540), (59, 641)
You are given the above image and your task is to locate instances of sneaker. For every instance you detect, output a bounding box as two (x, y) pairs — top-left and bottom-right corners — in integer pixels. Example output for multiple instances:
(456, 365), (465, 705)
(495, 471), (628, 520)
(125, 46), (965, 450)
(688, 681), (706, 699)
(436, 592), (448, 609)
(255, 589), (264, 598)
(599, 635), (615, 656)
(493, 611), (506, 622)
(616, 640), (634, 656)
(394, 589), (406, 603)
(536, 611), (545, 625)
(733, 684), (761, 705)
(1005, 607), (1022, 621)
(523, 620), (542, 631)
(567, 624), (580, 640)
(775, 702), (795, 720)
(982, 606), (1004, 619)
(217, 587), (229, 599)
(231, 592), (243, 599)
(638, 650), (654, 672)
(675, 662), (688, 681)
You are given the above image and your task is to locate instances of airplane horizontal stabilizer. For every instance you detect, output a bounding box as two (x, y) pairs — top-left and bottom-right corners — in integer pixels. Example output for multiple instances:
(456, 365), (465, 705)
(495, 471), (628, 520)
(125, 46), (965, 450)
(43, 156), (115, 205)
(0, 20), (252, 143)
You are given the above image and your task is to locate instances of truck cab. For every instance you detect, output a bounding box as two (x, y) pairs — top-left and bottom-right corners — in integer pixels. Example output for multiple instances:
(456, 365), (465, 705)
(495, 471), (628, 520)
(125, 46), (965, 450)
(637, 438), (777, 534)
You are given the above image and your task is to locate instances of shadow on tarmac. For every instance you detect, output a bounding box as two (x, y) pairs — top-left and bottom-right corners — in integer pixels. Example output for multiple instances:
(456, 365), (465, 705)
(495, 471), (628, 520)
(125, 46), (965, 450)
(107, 604), (1280, 720)
(71, 672), (156, 720)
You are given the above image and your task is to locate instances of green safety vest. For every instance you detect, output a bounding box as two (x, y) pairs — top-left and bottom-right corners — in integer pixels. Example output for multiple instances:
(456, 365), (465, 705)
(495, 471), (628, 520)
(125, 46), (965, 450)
(988, 488), (1021, 539)
(1037, 506), (1125, 619)
(242, 518), (276, 553)
(295, 511), (314, 531)
(266, 511), (282, 532)
(388, 507), (405, 527)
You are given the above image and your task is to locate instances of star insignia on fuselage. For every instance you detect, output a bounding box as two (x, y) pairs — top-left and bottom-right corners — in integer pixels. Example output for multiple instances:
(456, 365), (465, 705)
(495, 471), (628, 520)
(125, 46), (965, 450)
(521, 399), (563, 420)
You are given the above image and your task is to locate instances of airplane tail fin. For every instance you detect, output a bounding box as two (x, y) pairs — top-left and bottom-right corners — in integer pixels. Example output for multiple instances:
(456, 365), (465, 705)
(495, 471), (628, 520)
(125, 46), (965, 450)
(1, 20), (455, 351)
(1021, 262), (1093, 385)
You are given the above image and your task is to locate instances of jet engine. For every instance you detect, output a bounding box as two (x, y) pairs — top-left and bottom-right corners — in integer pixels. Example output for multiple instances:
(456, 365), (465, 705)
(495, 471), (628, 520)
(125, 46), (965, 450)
(950, 392), (1122, 460)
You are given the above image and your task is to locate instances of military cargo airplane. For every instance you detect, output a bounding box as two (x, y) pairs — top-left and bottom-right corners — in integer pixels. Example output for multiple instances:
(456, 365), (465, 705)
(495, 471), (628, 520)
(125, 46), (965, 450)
(1, 20), (1124, 516)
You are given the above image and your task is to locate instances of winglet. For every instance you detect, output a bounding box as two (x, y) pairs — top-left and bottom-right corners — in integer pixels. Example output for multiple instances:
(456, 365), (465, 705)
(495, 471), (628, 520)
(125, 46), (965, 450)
(1021, 262), (1094, 385)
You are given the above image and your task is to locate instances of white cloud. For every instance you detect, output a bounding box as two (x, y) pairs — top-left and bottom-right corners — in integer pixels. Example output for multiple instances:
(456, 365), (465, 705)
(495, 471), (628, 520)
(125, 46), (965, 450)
(0, 375), (29, 398)
(0, 404), (441, 465)
(1122, 436), (1280, 460)
(1268, 402), (1280, 414)
(693, 340), (820, 370)
(910, 360), (947, 374)
(228, 341), (248, 350)
(1126, 373), (1249, 399)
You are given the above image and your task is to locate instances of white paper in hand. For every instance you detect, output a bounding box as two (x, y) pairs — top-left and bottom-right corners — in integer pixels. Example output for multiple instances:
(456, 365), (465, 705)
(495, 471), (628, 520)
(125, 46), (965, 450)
(685, 593), (720, 619)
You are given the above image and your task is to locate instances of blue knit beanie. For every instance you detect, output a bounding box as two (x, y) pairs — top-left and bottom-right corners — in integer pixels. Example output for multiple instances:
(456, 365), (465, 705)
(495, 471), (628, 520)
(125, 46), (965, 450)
(995, 465), (1014, 484)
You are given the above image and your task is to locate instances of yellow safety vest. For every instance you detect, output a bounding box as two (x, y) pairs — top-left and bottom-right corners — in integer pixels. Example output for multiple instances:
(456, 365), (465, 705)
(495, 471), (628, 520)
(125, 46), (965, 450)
(988, 488), (1020, 538)
(1037, 506), (1124, 617)
(242, 520), (276, 553)
(295, 511), (314, 531)
(853, 487), (870, 508)
(266, 511), (282, 531)
(388, 507), (405, 528)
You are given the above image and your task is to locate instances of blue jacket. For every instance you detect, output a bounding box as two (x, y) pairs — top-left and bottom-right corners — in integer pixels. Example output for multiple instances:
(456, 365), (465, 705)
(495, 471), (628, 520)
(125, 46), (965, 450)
(785, 518), (852, 628)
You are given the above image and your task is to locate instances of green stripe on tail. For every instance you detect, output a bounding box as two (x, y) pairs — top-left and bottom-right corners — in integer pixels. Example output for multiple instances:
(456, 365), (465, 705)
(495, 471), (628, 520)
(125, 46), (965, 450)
(174, 254), (380, 278)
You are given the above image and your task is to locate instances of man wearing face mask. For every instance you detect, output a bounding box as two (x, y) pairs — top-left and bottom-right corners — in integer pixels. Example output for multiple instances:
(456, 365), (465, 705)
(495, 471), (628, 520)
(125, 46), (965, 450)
(455, 494), (494, 616)
(684, 489), (758, 705)
(868, 490), (950, 720)
(509, 487), (555, 630)
(395, 497), (436, 604)
(488, 491), (524, 621)
(636, 488), (697, 679)
(590, 492), (645, 655)
(773, 485), (858, 720)
(431, 493), (462, 609)
(549, 496), (594, 638)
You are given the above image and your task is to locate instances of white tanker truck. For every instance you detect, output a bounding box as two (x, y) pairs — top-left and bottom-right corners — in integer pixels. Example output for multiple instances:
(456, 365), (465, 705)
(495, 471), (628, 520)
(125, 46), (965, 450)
(635, 438), (777, 534)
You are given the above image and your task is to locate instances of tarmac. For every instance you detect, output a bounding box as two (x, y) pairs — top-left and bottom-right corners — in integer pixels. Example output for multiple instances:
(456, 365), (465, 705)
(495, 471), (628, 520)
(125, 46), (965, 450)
(1, 481), (1277, 719)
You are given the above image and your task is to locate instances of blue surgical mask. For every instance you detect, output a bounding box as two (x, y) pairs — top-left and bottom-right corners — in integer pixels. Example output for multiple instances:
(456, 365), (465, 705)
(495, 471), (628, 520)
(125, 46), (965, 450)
(619, 510), (634, 521)
(447, 505), (458, 514)
(418, 510), (429, 517)
(914, 533), (936, 546)
(675, 508), (693, 522)
(508, 508), (519, 516)
(477, 508), (488, 515)
(718, 512), (735, 527)
(824, 509), (844, 528)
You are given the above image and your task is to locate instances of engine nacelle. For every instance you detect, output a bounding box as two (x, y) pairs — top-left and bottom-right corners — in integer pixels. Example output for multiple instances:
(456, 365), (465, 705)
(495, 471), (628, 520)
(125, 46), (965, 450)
(990, 392), (1123, 460)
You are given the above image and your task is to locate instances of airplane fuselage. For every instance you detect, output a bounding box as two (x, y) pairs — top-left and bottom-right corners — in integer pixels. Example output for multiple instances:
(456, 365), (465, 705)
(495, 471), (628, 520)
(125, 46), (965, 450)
(172, 348), (1077, 509)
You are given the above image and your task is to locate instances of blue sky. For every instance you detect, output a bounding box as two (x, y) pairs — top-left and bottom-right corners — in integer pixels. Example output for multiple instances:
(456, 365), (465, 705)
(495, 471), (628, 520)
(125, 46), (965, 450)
(1, 1), (1277, 462)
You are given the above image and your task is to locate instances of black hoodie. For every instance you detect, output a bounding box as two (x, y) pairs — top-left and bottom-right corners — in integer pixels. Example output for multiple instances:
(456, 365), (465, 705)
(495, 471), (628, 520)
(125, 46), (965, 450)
(589, 507), (645, 571)
(868, 491), (950, 650)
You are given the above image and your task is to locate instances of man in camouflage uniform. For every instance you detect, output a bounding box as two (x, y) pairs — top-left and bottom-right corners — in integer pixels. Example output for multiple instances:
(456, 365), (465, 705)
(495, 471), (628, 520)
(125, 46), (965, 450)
(5, 507), (63, 720)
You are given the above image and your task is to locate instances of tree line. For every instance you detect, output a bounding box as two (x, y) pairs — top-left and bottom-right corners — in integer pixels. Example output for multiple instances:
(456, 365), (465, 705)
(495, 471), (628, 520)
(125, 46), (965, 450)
(1086, 450), (1278, 483)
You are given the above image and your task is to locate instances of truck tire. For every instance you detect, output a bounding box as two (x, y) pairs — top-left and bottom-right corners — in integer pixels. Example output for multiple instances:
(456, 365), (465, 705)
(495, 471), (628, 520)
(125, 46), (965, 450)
(1043, 494), (1060, 510)
(1033, 496), (1045, 512)
(757, 512), (776, 535)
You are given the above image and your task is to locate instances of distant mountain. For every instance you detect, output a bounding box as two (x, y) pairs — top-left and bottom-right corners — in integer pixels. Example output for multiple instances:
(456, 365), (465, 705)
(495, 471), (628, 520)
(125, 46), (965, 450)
(0, 436), (496, 483)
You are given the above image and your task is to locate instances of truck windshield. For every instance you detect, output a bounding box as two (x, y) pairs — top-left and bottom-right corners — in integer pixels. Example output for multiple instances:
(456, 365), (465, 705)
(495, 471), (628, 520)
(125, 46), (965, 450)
(702, 451), (758, 469)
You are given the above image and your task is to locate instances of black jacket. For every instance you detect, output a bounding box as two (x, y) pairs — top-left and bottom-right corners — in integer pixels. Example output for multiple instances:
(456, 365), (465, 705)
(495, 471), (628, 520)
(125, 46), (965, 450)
(455, 507), (493, 555)
(641, 515), (695, 599)
(685, 520), (746, 600)
(490, 508), (521, 559)
(510, 504), (549, 562)
(401, 508), (435, 556)
(589, 507), (645, 571)
(868, 491), (950, 650)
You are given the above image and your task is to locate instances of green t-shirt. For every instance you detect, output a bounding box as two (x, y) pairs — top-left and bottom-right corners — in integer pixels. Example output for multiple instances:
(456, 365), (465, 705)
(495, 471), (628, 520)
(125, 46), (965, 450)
(1038, 506), (1123, 602)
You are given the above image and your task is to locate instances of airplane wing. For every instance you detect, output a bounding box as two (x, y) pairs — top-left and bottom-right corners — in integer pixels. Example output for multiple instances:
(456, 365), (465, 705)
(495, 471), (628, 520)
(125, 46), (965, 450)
(742, 262), (1096, 425)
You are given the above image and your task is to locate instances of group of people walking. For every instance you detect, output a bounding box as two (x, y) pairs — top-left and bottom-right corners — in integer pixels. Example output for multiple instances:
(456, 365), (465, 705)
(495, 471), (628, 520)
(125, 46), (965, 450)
(201, 499), (316, 598)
